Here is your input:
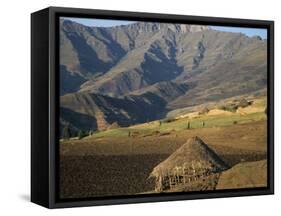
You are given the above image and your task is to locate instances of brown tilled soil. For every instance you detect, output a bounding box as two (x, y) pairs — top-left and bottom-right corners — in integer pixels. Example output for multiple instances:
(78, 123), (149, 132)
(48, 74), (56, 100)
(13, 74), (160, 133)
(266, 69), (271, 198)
(60, 154), (168, 198)
(60, 120), (267, 199)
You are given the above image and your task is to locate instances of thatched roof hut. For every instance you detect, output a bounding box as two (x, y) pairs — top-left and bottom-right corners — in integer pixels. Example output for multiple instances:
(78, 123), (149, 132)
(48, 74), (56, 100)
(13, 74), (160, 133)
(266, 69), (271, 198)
(149, 136), (229, 192)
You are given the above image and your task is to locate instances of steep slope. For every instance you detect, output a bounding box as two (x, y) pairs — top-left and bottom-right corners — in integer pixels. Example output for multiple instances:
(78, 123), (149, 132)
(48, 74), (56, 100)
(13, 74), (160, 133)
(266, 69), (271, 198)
(60, 65), (86, 95)
(169, 33), (267, 108)
(60, 91), (169, 133)
(60, 20), (210, 95)
(128, 81), (190, 102)
(79, 27), (185, 96)
(59, 19), (267, 131)
(60, 19), (128, 95)
(60, 19), (127, 77)
(60, 80), (190, 134)
(60, 107), (97, 134)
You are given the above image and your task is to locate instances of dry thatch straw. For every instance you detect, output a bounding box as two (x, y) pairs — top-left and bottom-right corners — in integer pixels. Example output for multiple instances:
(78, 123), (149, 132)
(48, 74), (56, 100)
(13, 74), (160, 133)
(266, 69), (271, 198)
(149, 136), (229, 191)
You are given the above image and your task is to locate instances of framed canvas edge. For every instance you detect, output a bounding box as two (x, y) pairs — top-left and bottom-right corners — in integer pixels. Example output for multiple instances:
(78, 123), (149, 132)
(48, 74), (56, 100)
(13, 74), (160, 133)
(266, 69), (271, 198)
(44, 6), (274, 209)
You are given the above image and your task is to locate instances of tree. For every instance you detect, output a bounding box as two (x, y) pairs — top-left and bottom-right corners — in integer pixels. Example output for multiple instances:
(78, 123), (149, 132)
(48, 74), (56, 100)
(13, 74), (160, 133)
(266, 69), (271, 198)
(199, 107), (209, 115)
(187, 121), (191, 129)
(238, 98), (249, 108)
(78, 130), (87, 140)
(218, 104), (238, 112)
(62, 124), (71, 140)
(89, 130), (94, 136)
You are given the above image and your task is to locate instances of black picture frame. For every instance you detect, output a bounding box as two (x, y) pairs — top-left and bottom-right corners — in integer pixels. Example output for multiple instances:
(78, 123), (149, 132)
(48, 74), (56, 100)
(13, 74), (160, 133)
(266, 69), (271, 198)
(31, 6), (274, 209)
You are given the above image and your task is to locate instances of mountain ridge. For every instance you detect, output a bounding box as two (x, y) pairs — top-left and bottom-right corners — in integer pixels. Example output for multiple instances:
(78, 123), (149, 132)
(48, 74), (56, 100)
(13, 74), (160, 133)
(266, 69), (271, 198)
(59, 19), (267, 134)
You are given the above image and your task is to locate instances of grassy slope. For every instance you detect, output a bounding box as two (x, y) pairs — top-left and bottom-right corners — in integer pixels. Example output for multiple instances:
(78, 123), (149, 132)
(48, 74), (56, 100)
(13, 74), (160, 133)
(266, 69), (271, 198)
(61, 97), (267, 156)
(86, 97), (266, 138)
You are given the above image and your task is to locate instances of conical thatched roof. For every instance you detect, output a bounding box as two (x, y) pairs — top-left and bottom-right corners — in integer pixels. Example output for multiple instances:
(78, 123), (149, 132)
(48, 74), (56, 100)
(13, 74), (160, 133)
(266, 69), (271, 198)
(150, 136), (229, 177)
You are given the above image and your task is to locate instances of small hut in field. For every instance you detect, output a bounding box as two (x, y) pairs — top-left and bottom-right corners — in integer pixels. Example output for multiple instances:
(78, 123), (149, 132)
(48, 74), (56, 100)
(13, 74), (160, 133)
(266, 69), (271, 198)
(149, 136), (229, 192)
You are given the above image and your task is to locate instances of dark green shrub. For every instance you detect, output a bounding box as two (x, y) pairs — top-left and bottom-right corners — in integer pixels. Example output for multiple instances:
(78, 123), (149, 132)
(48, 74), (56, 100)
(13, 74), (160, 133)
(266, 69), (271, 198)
(238, 98), (249, 108)
(162, 117), (177, 123)
(202, 121), (205, 127)
(218, 104), (238, 112)
(131, 131), (140, 137)
(199, 107), (209, 115)
(151, 130), (160, 136)
(62, 125), (71, 140)
(187, 121), (191, 129)
(78, 130), (87, 140)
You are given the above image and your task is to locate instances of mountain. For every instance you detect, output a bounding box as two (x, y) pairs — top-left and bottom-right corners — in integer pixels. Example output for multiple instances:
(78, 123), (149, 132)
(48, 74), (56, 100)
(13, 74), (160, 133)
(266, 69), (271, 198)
(59, 19), (267, 133)
(60, 81), (191, 132)
(60, 92), (166, 132)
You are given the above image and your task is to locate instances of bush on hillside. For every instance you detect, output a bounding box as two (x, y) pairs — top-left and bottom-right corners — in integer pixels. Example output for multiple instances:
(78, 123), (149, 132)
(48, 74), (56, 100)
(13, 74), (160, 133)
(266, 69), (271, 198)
(162, 117), (177, 123)
(62, 124), (71, 140)
(238, 98), (250, 108)
(199, 107), (210, 115)
(218, 104), (238, 113)
(78, 130), (87, 140)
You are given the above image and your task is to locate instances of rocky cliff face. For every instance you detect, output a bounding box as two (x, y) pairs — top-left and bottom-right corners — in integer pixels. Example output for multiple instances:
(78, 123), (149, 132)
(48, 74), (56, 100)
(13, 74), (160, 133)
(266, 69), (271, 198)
(59, 19), (267, 133)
